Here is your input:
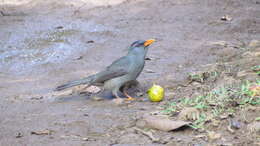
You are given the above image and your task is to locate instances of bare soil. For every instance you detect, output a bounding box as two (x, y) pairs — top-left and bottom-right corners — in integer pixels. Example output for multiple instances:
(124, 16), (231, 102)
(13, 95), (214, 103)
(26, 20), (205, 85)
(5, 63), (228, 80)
(0, 0), (259, 145)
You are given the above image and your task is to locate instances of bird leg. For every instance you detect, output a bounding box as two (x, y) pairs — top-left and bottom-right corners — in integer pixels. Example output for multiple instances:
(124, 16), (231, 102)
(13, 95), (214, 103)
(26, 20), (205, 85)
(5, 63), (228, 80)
(123, 86), (135, 101)
(112, 89), (124, 104)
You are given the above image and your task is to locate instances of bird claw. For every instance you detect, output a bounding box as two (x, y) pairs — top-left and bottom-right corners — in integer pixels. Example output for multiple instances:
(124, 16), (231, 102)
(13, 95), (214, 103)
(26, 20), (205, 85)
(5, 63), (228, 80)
(126, 97), (135, 101)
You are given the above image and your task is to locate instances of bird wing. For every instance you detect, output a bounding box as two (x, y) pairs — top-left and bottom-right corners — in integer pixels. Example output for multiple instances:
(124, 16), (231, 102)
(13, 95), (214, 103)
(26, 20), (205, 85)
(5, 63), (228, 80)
(93, 56), (131, 83)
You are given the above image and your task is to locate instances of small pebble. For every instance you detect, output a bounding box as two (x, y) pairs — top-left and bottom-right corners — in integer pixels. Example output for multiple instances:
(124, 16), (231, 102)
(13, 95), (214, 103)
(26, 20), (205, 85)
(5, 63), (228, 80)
(230, 119), (241, 129)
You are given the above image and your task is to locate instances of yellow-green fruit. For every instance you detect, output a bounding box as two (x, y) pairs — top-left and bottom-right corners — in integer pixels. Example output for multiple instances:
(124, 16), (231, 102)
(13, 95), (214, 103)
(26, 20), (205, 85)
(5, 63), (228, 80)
(147, 84), (164, 102)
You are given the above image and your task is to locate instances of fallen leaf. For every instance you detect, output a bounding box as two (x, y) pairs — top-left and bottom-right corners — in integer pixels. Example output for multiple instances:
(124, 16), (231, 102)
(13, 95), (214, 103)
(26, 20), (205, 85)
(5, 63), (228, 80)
(249, 85), (260, 97)
(178, 107), (200, 121)
(143, 115), (190, 131)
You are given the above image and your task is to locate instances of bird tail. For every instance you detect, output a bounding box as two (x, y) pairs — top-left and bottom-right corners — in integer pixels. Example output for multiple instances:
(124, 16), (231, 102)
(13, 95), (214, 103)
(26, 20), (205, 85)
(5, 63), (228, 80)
(55, 75), (95, 91)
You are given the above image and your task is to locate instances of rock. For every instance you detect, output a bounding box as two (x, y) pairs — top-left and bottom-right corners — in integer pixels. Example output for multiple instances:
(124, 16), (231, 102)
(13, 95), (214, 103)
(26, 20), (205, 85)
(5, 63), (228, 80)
(207, 131), (221, 140)
(53, 89), (73, 96)
(145, 69), (155, 73)
(193, 144), (204, 146)
(248, 40), (260, 48)
(136, 91), (144, 97)
(112, 98), (124, 105)
(220, 114), (232, 119)
(188, 68), (218, 83)
(230, 119), (241, 129)
(86, 40), (95, 43)
(55, 26), (64, 29)
(188, 72), (206, 83)
(221, 15), (232, 21)
(15, 132), (23, 138)
(242, 51), (260, 57)
(85, 86), (101, 93)
(212, 119), (220, 127)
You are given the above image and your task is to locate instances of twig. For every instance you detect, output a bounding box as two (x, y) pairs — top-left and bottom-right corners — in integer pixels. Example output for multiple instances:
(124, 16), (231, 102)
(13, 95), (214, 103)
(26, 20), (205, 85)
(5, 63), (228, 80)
(227, 125), (234, 133)
(133, 127), (159, 142)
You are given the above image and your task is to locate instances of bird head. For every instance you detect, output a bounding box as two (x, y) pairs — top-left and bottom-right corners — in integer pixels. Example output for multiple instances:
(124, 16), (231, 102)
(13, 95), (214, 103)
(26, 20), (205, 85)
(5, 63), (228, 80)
(128, 39), (155, 54)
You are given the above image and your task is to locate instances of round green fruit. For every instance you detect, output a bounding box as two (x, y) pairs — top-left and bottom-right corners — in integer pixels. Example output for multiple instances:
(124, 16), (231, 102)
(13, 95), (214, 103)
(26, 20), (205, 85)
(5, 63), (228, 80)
(147, 84), (164, 102)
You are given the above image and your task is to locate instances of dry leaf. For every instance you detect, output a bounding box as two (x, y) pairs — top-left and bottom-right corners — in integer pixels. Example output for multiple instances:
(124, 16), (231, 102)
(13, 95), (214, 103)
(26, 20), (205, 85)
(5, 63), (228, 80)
(143, 115), (190, 132)
(249, 85), (260, 97)
(178, 107), (200, 121)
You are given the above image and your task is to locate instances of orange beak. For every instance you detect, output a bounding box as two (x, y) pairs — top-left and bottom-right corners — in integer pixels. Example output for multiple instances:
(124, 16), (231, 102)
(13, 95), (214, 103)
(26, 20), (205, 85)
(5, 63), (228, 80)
(144, 39), (155, 47)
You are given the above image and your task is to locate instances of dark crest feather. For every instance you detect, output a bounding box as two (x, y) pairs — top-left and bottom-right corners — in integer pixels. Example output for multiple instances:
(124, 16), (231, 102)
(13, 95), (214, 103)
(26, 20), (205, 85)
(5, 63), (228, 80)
(129, 40), (146, 51)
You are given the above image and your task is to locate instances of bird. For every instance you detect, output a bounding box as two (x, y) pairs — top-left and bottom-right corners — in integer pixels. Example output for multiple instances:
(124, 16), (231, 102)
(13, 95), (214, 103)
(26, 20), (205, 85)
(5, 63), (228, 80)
(55, 39), (155, 101)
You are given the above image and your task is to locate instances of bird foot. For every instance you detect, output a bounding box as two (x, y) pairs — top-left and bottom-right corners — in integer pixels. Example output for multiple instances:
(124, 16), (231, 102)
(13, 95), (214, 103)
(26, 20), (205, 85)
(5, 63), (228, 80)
(125, 96), (135, 101)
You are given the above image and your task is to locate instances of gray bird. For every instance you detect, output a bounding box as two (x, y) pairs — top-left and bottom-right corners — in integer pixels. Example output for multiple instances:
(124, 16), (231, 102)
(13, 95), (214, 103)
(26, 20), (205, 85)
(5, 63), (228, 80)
(55, 39), (155, 100)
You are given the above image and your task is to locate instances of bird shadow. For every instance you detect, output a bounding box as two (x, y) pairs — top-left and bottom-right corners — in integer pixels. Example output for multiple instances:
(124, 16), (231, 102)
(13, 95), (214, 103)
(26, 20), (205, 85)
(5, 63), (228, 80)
(53, 90), (120, 103)
(52, 88), (142, 103)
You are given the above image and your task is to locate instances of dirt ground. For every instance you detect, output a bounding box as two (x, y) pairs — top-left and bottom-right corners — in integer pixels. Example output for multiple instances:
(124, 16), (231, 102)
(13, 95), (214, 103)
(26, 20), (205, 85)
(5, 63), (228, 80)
(0, 0), (259, 145)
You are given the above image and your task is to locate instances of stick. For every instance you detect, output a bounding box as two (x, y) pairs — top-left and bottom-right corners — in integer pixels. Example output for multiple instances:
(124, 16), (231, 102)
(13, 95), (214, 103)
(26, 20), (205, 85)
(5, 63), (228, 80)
(133, 127), (160, 142)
